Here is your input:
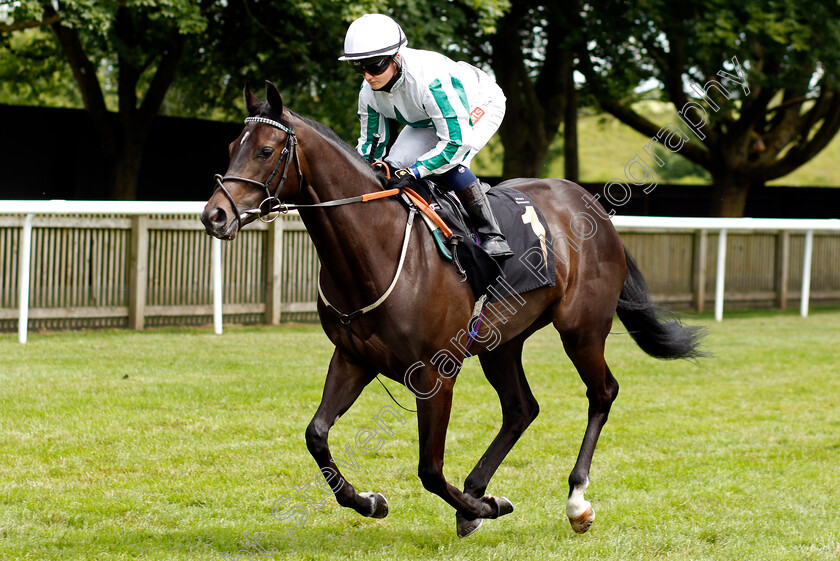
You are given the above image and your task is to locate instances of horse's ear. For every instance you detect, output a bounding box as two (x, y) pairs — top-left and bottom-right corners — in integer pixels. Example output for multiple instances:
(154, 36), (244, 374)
(265, 81), (284, 114)
(244, 84), (261, 116)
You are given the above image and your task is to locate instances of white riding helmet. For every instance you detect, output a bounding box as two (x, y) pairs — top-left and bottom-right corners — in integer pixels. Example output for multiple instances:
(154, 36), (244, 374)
(338, 14), (408, 61)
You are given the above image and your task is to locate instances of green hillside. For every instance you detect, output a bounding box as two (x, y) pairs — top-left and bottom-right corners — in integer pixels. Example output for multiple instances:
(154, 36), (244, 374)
(473, 101), (840, 187)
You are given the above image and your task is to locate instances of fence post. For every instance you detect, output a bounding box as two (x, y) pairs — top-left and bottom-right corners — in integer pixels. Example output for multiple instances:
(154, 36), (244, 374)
(212, 237), (223, 334)
(800, 230), (814, 318)
(692, 229), (707, 312)
(775, 231), (790, 309)
(714, 229), (727, 321)
(17, 214), (34, 344)
(128, 216), (149, 330)
(265, 217), (284, 325)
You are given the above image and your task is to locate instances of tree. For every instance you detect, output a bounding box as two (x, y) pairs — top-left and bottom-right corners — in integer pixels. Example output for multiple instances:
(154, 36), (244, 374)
(182, 0), (512, 143)
(2, 0), (207, 199)
(578, 0), (840, 216)
(165, 0), (376, 141)
(438, 0), (583, 180)
(0, 26), (81, 108)
(1, 1), (511, 198)
(487, 2), (570, 178)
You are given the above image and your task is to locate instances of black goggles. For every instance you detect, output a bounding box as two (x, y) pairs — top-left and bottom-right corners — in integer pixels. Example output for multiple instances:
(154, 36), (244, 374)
(348, 56), (393, 76)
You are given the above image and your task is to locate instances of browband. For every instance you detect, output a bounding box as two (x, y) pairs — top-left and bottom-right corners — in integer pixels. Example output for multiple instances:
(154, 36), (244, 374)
(244, 116), (294, 135)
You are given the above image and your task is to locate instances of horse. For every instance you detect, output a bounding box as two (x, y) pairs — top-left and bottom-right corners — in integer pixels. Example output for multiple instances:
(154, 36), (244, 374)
(201, 81), (705, 537)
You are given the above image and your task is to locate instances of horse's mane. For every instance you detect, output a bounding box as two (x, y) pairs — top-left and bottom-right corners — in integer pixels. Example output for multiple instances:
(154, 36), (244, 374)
(256, 101), (386, 187)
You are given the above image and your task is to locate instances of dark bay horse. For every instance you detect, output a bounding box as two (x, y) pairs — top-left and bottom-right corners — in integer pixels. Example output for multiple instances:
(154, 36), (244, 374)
(201, 82), (704, 537)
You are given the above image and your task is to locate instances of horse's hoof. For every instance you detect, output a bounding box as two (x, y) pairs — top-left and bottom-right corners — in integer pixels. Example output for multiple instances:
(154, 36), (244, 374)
(485, 495), (514, 518)
(456, 512), (483, 538)
(359, 491), (389, 519)
(569, 506), (595, 533)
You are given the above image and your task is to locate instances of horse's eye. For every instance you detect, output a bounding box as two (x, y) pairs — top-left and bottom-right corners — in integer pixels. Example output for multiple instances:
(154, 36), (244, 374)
(258, 147), (274, 160)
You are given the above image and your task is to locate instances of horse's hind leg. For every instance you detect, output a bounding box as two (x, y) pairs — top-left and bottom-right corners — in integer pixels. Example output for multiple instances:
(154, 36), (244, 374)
(456, 336), (538, 536)
(559, 327), (619, 533)
(304, 348), (387, 518)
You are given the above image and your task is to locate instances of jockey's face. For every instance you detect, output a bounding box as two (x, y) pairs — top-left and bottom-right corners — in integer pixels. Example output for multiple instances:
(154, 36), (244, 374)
(363, 55), (399, 91)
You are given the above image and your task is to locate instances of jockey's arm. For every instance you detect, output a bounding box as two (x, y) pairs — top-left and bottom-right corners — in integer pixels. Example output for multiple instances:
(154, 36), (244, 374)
(356, 100), (390, 162)
(410, 81), (473, 179)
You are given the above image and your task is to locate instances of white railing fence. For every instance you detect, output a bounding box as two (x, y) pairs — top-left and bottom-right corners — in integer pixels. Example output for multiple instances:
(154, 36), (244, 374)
(610, 216), (840, 320)
(3, 200), (840, 344)
(4, 201), (211, 343)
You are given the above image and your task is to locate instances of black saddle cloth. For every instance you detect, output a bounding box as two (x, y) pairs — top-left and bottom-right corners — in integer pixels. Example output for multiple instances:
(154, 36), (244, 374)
(407, 181), (556, 302)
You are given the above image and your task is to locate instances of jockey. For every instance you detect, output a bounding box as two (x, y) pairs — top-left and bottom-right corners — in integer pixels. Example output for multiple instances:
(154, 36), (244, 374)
(339, 13), (513, 259)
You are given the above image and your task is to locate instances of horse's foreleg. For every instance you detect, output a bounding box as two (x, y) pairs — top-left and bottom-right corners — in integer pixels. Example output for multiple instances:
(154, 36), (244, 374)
(414, 375), (507, 531)
(304, 348), (385, 518)
(453, 339), (538, 536)
(464, 338), (538, 498)
(561, 333), (619, 534)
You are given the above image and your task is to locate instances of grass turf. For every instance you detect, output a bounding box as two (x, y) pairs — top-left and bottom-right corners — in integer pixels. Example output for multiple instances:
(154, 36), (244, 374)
(1, 309), (839, 560)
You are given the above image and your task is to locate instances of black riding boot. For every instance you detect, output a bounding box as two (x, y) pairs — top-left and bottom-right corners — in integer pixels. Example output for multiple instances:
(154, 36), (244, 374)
(457, 180), (514, 259)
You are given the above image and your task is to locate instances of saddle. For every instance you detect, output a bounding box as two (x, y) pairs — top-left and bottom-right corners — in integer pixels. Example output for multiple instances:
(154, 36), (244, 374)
(401, 180), (556, 303)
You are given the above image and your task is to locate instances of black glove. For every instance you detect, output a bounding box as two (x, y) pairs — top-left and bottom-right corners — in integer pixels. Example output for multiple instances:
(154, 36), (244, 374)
(387, 167), (417, 190)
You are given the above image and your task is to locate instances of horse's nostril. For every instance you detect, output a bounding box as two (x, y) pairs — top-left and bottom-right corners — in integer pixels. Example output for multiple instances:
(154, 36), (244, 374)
(211, 208), (226, 225)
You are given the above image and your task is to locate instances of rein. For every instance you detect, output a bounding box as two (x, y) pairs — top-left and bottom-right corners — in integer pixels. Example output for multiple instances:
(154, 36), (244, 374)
(214, 115), (404, 222)
(213, 114), (416, 326)
(249, 187), (402, 217)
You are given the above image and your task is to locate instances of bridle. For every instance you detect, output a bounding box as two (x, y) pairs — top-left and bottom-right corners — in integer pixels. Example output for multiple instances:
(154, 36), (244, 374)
(212, 115), (303, 231)
(210, 113), (416, 327)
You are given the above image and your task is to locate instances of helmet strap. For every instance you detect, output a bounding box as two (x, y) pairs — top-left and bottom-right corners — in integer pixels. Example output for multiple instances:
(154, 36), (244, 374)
(378, 56), (403, 93)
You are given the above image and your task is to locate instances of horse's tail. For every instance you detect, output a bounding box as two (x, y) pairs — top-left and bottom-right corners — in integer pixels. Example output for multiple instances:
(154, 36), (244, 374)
(616, 246), (706, 360)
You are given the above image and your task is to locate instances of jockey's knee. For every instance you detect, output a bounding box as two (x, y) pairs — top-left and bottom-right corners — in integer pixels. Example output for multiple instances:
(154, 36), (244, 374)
(440, 165), (477, 192)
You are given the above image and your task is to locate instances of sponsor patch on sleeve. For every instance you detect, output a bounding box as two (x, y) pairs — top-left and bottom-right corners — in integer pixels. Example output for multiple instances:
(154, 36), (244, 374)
(470, 107), (485, 125)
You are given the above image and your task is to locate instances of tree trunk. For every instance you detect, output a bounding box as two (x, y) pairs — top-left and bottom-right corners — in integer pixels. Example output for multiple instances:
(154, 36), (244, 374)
(490, 5), (570, 179)
(109, 136), (144, 200)
(497, 114), (552, 178)
(49, 4), (185, 200)
(491, 18), (551, 178)
(709, 170), (751, 217)
(563, 60), (579, 182)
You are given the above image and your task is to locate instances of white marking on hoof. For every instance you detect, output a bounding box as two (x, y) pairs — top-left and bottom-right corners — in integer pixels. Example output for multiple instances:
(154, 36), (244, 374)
(359, 491), (389, 518)
(569, 506), (595, 533)
(566, 478), (594, 532)
(456, 512), (483, 537)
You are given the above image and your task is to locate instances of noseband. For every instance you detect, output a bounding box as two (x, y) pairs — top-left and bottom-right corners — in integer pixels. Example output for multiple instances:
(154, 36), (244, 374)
(213, 116), (302, 230)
